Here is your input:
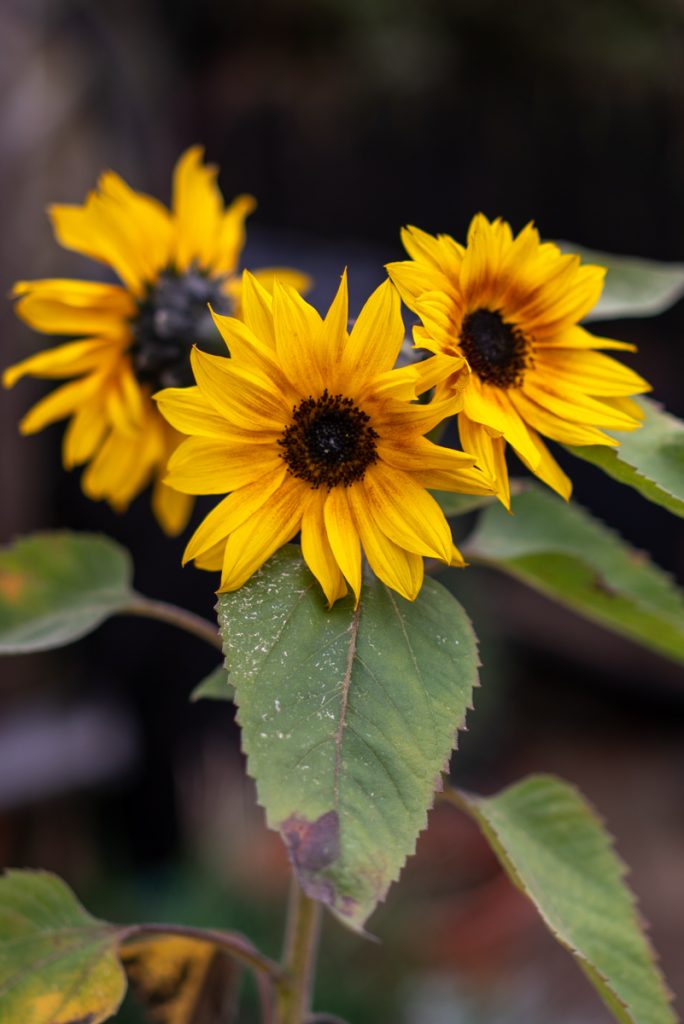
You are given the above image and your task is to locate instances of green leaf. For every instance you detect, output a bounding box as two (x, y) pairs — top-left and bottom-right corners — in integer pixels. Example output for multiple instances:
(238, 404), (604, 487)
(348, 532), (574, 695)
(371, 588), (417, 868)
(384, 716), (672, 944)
(447, 776), (675, 1024)
(567, 398), (684, 518)
(0, 869), (127, 1024)
(217, 545), (479, 931)
(190, 665), (235, 703)
(558, 241), (684, 321)
(464, 485), (684, 665)
(0, 532), (134, 654)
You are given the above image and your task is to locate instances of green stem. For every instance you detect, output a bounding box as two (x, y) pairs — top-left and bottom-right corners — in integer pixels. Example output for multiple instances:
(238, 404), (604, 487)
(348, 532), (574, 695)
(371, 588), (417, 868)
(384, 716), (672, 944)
(125, 594), (223, 651)
(277, 878), (323, 1024)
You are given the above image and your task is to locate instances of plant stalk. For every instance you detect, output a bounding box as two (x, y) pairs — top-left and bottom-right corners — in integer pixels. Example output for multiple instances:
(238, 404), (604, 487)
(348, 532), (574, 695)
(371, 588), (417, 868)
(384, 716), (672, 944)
(125, 594), (224, 651)
(277, 877), (323, 1024)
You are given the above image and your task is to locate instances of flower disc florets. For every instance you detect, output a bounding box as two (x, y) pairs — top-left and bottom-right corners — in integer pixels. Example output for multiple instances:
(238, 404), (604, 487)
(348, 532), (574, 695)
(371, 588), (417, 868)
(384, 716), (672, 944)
(279, 390), (379, 488)
(459, 308), (529, 389)
(131, 267), (229, 390)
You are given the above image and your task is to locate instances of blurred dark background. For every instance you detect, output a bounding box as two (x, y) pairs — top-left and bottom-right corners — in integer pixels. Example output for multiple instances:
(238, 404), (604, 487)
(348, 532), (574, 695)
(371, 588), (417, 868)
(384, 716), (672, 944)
(1, 1), (683, 1021)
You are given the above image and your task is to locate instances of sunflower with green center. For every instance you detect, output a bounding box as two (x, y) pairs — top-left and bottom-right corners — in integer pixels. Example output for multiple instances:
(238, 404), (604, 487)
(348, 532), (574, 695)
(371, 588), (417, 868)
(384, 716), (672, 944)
(386, 214), (651, 506)
(4, 146), (309, 534)
(155, 271), (495, 604)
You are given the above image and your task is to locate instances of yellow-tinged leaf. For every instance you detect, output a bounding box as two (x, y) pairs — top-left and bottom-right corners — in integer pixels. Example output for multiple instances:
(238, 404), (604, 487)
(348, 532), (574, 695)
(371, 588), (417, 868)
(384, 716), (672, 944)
(122, 936), (239, 1024)
(0, 870), (126, 1024)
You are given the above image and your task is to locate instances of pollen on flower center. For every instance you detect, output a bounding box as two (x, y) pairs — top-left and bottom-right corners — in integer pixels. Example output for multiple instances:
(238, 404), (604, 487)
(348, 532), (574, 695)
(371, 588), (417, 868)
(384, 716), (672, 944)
(130, 267), (229, 390)
(459, 308), (529, 388)
(278, 389), (379, 489)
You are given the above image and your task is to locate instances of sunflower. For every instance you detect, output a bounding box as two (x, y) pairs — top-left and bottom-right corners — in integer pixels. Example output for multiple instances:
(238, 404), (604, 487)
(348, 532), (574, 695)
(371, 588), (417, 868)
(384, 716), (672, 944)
(155, 271), (495, 604)
(4, 146), (309, 534)
(386, 214), (651, 506)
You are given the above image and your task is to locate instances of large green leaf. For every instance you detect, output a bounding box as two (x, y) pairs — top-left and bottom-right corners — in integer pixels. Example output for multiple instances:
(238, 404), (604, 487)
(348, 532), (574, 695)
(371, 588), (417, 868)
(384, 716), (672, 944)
(0, 869), (126, 1023)
(217, 545), (479, 931)
(567, 398), (684, 518)
(447, 776), (675, 1024)
(0, 533), (134, 653)
(559, 241), (684, 321)
(464, 486), (684, 665)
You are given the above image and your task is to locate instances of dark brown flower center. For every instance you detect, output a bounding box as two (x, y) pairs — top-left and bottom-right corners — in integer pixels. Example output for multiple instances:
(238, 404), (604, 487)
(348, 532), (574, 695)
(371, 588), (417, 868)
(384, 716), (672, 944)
(129, 267), (230, 390)
(459, 308), (529, 388)
(278, 390), (378, 489)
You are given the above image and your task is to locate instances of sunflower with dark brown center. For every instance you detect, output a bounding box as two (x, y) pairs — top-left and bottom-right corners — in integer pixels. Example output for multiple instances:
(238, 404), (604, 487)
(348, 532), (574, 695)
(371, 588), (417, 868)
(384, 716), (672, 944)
(155, 271), (495, 605)
(387, 214), (651, 506)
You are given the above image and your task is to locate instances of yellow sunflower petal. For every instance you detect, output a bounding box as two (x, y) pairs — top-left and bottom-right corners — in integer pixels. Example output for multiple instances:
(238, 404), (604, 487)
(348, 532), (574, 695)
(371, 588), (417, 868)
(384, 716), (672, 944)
(154, 385), (262, 441)
(320, 270), (350, 376)
(239, 270), (276, 349)
(172, 146), (223, 272)
(193, 541), (225, 572)
(152, 480), (193, 536)
(348, 484), (424, 602)
(523, 377), (643, 430)
(82, 418), (161, 508)
(183, 467), (287, 564)
(62, 400), (109, 468)
(190, 347), (288, 431)
(249, 266), (312, 297)
(508, 388), (618, 446)
(300, 491), (348, 607)
(515, 427), (572, 500)
(12, 279), (133, 338)
(210, 309), (294, 396)
(218, 476), (306, 592)
(343, 278), (404, 378)
(537, 324), (635, 351)
(533, 349), (650, 397)
(463, 378), (541, 469)
(3, 339), (117, 388)
(271, 280), (325, 393)
(166, 436), (281, 494)
(18, 375), (104, 434)
(50, 194), (149, 297)
(323, 486), (362, 605)
(97, 171), (173, 282)
(457, 413), (510, 509)
(210, 194), (257, 276)
(363, 462), (453, 563)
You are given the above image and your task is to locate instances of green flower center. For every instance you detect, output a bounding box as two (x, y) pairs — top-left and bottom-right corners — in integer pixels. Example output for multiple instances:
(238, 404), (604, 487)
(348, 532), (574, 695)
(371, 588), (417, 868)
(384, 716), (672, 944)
(459, 308), (529, 388)
(130, 267), (229, 390)
(279, 390), (379, 489)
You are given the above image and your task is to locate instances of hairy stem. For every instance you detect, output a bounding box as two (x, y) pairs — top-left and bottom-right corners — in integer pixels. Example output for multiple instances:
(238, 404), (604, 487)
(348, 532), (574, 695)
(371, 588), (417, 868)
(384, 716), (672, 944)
(277, 878), (323, 1024)
(125, 594), (223, 651)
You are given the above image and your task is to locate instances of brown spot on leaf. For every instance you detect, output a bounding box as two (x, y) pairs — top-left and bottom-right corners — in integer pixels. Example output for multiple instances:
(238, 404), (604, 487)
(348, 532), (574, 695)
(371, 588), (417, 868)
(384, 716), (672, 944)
(281, 810), (340, 904)
(591, 572), (618, 597)
(0, 569), (26, 601)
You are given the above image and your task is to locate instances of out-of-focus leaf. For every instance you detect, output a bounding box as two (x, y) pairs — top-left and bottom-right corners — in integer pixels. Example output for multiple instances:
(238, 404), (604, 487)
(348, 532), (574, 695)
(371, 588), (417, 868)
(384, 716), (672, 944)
(0, 532), (134, 653)
(190, 665), (235, 703)
(567, 398), (684, 518)
(0, 869), (126, 1024)
(448, 776), (675, 1024)
(558, 241), (684, 321)
(464, 485), (684, 665)
(0, 870), (276, 1024)
(122, 936), (239, 1024)
(432, 491), (497, 517)
(217, 545), (479, 931)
